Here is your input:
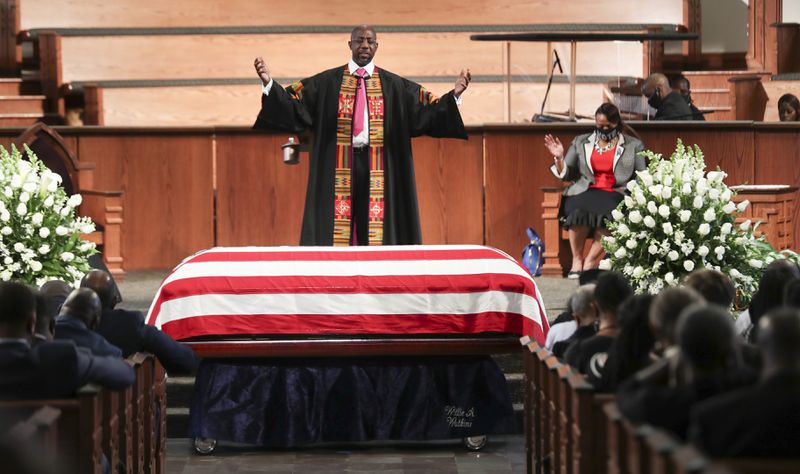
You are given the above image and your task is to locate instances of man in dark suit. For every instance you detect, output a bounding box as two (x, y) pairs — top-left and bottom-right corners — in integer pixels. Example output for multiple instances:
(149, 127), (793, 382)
(81, 270), (198, 374)
(54, 288), (122, 357)
(32, 280), (72, 346)
(642, 73), (693, 120)
(671, 75), (705, 121)
(689, 307), (800, 457)
(0, 281), (134, 400)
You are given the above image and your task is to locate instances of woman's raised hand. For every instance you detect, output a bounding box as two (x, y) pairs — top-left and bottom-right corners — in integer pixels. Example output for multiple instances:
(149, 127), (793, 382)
(544, 134), (564, 158)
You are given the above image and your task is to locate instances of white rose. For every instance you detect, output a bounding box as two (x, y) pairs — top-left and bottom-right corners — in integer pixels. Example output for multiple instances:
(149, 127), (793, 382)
(693, 196), (704, 209)
(730, 268), (744, 279)
(720, 222), (733, 235)
(647, 201), (658, 214)
(10, 175), (22, 189)
(624, 196), (635, 208)
(614, 247), (627, 259)
(39, 227), (50, 238)
(0, 211), (9, 222)
(639, 172), (653, 186)
(698, 224), (711, 236)
(55, 226), (69, 236)
(721, 189), (732, 201)
(60, 252), (75, 262)
(611, 209), (624, 221)
(19, 192), (29, 203)
(664, 175), (674, 187)
(668, 250), (679, 261)
(626, 180), (638, 192)
(678, 210), (691, 223)
(648, 244), (659, 255)
(38, 244), (50, 254)
(3, 256), (11, 265)
(707, 170), (726, 183)
(626, 239), (637, 250)
(643, 216), (656, 228)
(66, 194), (83, 208)
(16, 203), (27, 216)
(29, 260), (42, 272)
(60, 206), (71, 216)
(629, 210), (643, 224)
(714, 246), (725, 258)
(749, 259), (763, 269)
(31, 212), (43, 225)
(598, 259), (612, 270)
(662, 222), (674, 234)
(22, 181), (37, 193)
(722, 202), (736, 214)
(708, 188), (721, 201)
(739, 220), (752, 231)
(661, 187), (672, 199)
(658, 205), (670, 218)
(13, 242), (25, 252)
(47, 179), (58, 193)
(696, 179), (709, 196)
(682, 183), (692, 195)
(632, 266), (644, 278)
(43, 195), (55, 208)
(617, 223), (631, 236)
(79, 242), (94, 252)
(703, 208), (716, 221)
(651, 185), (664, 198)
(80, 223), (95, 234)
(3, 187), (12, 197)
(635, 192), (647, 205)
(683, 260), (695, 272)
(665, 272), (676, 285)
(671, 197), (681, 208)
(737, 200), (750, 212)
(0, 226), (10, 236)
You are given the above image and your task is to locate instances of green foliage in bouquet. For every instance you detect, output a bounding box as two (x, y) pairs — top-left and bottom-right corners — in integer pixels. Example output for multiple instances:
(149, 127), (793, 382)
(0, 144), (97, 286)
(600, 140), (799, 308)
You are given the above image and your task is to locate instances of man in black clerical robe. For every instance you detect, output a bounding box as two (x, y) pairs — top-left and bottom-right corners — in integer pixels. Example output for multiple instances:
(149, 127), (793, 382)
(253, 25), (471, 246)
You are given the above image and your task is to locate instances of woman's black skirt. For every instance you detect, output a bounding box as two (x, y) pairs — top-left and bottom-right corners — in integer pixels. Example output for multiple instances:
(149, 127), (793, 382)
(560, 188), (623, 230)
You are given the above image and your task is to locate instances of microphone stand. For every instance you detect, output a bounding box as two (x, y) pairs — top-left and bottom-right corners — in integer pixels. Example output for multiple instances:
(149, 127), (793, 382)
(533, 50), (571, 122)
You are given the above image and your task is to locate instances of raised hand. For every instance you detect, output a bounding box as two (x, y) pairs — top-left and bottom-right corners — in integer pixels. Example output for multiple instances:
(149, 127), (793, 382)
(254, 56), (271, 85)
(454, 69), (471, 98)
(544, 134), (564, 158)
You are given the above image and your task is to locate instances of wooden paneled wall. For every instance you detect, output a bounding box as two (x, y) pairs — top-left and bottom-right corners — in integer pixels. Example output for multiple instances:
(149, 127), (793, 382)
(1, 122), (797, 270)
(20, 0), (683, 29)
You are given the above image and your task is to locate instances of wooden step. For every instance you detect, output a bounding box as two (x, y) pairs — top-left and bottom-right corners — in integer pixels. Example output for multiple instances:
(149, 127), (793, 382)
(0, 78), (24, 95)
(57, 32), (644, 82)
(21, 0), (683, 28)
(0, 96), (46, 114)
(0, 114), (44, 126)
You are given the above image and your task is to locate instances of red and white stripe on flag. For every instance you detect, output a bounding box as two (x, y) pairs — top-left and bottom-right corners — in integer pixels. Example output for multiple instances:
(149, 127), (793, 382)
(146, 245), (549, 344)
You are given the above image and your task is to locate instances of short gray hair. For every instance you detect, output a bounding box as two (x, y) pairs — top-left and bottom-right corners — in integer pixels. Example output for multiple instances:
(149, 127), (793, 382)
(571, 284), (596, 315)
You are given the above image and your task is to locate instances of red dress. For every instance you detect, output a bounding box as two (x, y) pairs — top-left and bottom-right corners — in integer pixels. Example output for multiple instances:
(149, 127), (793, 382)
(589, 147), (616, 192)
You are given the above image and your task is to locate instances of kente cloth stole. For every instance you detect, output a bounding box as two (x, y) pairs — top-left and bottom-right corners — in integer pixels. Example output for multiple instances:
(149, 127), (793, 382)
(333, 66), (385, 246)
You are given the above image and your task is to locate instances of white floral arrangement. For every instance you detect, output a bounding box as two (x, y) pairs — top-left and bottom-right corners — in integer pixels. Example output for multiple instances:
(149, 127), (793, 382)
(0, 144), (97, 286)
(600, 140), (797, 308)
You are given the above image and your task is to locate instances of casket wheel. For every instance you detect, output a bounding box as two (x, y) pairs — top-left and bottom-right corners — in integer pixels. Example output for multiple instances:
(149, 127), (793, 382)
(193, 437), (217, 455)
(463, 435), (487, 451)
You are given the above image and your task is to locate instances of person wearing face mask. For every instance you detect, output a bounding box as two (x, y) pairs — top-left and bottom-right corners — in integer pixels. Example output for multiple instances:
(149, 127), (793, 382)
(777, 93), (799, 122)
(544, 103), (647, 278)
(671, 75), (705, 121)
(642, 73), (693, 121)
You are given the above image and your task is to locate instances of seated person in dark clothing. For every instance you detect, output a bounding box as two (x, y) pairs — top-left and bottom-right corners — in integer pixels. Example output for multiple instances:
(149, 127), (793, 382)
(591, 294), (655, 392)
(565, 272), (632, 375)
(617, 304), (756, 439)
(689, 307), (800, 457)
(0, 281), (134, 400)
(784, 278), (800, 309)
(81, 270), (198, 374)
(649, 287), (704, 359)
(670, 75), (705, 121)
(553, 284), (597, 358)
(54, 288), (122, 357)
(642, 73), (693, 120)
(32, 280), (72, 346)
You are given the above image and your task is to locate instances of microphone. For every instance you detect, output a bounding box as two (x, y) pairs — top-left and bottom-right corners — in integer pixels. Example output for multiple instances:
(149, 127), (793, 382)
(553, 50), (563, 74)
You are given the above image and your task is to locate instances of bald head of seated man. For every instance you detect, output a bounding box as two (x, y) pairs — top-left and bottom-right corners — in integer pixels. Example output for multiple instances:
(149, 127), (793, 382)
(81, 270), (198, 375)
(642, 73), (693, 120)
(54, 287), (122, 357)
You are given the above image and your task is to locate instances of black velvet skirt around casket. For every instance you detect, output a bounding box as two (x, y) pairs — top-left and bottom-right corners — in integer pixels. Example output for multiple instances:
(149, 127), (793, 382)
(189, 355), (516, 447)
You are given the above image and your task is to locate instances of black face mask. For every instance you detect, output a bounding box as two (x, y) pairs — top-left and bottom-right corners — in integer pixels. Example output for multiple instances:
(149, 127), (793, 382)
(596, 126), (621, 142)
(648, 91), (663, 109)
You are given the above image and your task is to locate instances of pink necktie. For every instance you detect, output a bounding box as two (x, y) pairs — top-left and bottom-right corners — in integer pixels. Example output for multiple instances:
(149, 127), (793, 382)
(352, 68), (367, 137)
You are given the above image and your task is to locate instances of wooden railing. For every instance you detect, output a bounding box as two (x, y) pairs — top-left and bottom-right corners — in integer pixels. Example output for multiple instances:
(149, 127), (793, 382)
(0, 352), (166, 474)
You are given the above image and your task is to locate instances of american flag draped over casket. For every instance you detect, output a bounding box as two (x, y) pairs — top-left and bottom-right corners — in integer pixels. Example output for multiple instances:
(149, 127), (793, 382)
(146, 245), (549, 344)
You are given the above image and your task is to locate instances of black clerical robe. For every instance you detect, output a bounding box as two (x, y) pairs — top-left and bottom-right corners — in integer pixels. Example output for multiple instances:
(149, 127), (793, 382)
(253, 65), (467, 245)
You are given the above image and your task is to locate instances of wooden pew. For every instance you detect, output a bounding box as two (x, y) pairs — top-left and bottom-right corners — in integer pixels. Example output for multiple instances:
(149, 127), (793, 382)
(534, 344), (552, 473)
(520, 336), (539, 474)
(568, 374), (614, 474)
(0, 385), (103, 474)
(544, 354), (563, 473)
(556, 363), (574, 474)
(101, 388), (120, 473)
(604, 401), (629, 474)
(7, 406), (62, 460)
(128, 352), (148, 474)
